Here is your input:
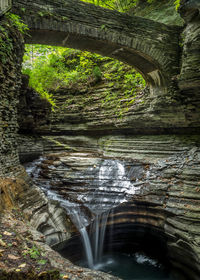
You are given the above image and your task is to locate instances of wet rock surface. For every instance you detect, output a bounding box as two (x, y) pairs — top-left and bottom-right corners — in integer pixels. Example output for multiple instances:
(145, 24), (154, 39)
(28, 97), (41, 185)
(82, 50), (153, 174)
(21, 135), (200, 279)
(0, 0), (200, 279)
(19, 184), (73, 247)
(0, 210), (120, 280)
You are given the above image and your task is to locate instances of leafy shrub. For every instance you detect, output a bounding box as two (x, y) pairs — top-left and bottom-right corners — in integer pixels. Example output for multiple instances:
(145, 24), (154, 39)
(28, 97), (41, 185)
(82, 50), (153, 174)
(22, 45), (146, 114)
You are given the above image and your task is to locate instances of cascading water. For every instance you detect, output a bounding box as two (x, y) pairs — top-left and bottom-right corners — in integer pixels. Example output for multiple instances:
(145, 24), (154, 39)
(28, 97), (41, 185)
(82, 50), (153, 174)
(76, 159), (142, 269)
(25, 152), (171, 278)
(90, 211), (110, 265)
(80, 227), (94, 269)
(67, 158), (138, 269)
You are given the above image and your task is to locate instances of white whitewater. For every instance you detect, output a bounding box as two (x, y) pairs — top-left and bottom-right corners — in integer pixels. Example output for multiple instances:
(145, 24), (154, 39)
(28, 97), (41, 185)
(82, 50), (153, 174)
(90, 211), (110, 265)
(71, 210), (110, 269)
(80, 227), (94, 269)
(25, 156), (144, 270)
(69, 210), (94, 269)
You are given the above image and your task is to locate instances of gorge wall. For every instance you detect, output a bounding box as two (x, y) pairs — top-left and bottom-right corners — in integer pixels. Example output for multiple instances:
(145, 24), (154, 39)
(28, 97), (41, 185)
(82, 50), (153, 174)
(0, 16), (24, 178)
(0, 14), (73, 251)
(0, 15), (32, 213)
(0, 0), (200, 279)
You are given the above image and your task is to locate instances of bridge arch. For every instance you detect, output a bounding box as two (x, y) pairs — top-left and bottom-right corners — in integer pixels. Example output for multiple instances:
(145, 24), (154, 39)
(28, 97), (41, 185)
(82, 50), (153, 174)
(13, 0), (181, 92)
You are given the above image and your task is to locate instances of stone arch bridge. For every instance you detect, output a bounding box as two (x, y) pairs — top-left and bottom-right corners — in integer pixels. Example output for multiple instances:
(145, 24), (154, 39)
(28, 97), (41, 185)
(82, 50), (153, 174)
(13, 0), (181, 92)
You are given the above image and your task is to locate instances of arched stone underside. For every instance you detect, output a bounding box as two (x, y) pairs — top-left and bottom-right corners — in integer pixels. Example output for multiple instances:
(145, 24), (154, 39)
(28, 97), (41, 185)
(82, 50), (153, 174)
(13, 0), (181, 90)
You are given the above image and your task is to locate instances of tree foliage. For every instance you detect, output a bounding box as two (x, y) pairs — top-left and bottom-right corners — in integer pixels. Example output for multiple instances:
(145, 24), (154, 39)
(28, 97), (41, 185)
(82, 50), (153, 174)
(22, 45), (146, 112)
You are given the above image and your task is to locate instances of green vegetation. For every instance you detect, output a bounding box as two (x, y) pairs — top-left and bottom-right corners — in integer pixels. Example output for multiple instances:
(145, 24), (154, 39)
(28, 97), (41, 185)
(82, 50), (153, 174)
(23, 245), (41, 259)
(174, 0), (180, 10)
(81, 0), (152, 12)
(22, 45), (145, 114)
(37, 259), (47, 265)
(82, 0), (178, 13)
(0, 25), (13, 64)
(5, 13), (29, 34)
(0, 13), (28, 64)
(100, 59), (145, 117)
(85, 0), (137, 12)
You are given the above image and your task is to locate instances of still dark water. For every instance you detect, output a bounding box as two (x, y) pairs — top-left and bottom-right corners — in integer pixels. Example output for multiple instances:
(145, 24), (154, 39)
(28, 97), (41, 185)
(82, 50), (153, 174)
(79, 252), (174, 280)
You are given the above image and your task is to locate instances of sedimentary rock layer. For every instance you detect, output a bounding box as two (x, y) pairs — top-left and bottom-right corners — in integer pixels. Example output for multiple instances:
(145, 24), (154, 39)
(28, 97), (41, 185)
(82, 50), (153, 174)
(0, 18), (24, 177)
(19, 135), (200, 279)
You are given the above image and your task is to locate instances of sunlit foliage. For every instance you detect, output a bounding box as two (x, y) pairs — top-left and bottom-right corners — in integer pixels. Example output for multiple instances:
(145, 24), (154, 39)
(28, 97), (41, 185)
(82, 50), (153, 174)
(81, 0), (157, 12)
(22, 45), (146, 111)
(81, 0), (179, 13)
(174, 0), (180, 10)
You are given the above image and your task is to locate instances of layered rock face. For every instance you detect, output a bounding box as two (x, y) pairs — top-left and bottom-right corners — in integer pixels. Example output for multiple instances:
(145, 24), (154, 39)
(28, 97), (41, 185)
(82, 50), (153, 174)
(0, 0), (200, 279)
(20, 135), (200, 279)
(0, 17), (73, 252)
(178, 0), (200, 120)
(16, 3), (200, 277)
(0, 17), (24, 178)
(18, 75), (51, 134)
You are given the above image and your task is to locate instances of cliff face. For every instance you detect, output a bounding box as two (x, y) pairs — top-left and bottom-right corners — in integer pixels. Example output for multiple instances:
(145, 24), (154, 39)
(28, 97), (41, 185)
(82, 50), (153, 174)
(16, 2), (200, 279)
(18, 134), (200, 279)
(0, 1), (200, 279)
(178, 2), (200, 92)
(0, 17), (24, 178)
(0, 16), (32, 223)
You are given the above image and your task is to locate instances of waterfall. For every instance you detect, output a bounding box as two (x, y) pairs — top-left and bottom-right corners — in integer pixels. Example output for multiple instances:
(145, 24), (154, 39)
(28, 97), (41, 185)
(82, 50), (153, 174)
(80, 227), (94, 269)
(98, 212), (108, 262)
(25, 155), (144, 269)
(71, 209), (110, 269)
(69, 210), (94, 268)
(90, 211), (110, 264)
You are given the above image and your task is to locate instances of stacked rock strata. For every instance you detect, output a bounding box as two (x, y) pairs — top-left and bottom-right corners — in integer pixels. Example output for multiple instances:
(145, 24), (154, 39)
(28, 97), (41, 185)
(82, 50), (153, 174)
(0, 18), (24, 178)
(19, 135), (200, 280)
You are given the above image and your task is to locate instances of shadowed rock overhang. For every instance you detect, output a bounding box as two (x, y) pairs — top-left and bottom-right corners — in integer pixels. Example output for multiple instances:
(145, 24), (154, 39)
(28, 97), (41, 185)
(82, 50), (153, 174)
(13, 0), (182, 88)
